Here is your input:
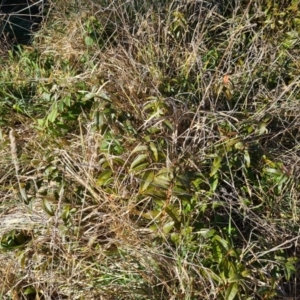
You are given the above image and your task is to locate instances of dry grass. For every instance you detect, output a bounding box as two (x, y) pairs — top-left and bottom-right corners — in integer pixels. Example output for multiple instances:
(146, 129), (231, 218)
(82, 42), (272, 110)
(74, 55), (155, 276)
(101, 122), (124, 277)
(0, 0), (300, 299)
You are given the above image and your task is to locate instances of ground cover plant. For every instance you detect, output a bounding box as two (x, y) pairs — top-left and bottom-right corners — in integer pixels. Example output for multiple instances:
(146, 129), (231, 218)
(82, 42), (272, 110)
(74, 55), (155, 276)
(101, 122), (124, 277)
(0, 0), (300, 299)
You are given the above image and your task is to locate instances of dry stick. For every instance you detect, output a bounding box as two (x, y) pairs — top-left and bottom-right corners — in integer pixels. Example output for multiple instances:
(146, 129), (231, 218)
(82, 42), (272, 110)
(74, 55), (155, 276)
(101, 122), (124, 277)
(9, 128), (27, 202)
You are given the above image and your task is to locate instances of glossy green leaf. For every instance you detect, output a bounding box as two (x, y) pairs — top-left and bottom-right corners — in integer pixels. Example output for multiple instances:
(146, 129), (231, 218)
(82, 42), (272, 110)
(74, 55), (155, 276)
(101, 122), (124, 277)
(131, 144), (148, 154)
(17, 250), (26, 269)
(226, 138), (240, 151)
(132, 162), (149, 172)
(61, 205), (71, 222)
(84, 36), (94, 47)
(143, 210), (160, 219)
(147, 126), (161, 134)
(284, 261), (296, 280)
(212, 240), (223, 263)
(140, 170), (154, 192)
(82, 92), (96, 102)
(225, 88), (232, 100)
(264, 168), (282, 175)
(58, 99), (64, 111)
(112, 156), (125, 166)
(234, 141), (245, 150)
(18, 183), (28, 202)
(153, 173), (170, 189)
(48, 103), (58, 123)
(228, 273), (243, 283)
(149, 142), (158, 162)
(162, 221), (174, 234)
(42, 199), (55, 216)
(258, 122), (268, 135)
(142, 187), (167, 199)
(170, 232), (180, 244)
(225, 282), (238, 300)
(24, 286), (36, 295)
(214, 235), (229, 250)
(210, 178), (219, 192)
(130, 154), (148, 171)
(244, 150), (250, 167)
(241, 269), (251, 278)
(42, 92), (51, 101)
(165, 207), (181, 230)
(210, 155), (222, 177)
(198, 228), (216, 238)
(97, 170), (113, 186)
(98, 91), (111, 102)
(163, 119), (173, 131)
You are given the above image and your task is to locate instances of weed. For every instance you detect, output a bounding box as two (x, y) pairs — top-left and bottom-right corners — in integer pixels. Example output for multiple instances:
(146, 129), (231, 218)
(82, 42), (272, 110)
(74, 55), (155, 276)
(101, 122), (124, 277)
(0, 0), (299, 299)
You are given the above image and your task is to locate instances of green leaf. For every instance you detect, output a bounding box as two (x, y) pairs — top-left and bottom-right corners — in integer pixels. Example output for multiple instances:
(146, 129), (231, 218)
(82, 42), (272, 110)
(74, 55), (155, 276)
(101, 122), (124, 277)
(82, 92), (96, 102)
(210, 178), (219, 192)
(131, 144), (148, 154)
(162, 221), (174, 234)
(130, 162), (149, 172)
(149, 142), (158, 162)
(244, 150), (250, 167)
(241, 269), (251, 278)
(226, 138), (240, 150)
(170, 232), (180, 244)
(225, 282), (238, 300)
(234, 141), (245, 150)
(140, 171), (155, 192)
(258, 122), (268, 135)
(112, 156), (125, 166)
(37, 118), (45, 127)
(165, 207), (181, 230)
(142, 187), (167, 199)
(130, 154), (148, 171)
(61, 205), (71, 222)
(198, 228), (216, 238)
(48, 103), (58, 123)
(18, 183), (28, 202)
(214, 235), (229, 250)
(24, 286), (36, 295)
(58, 99), (64, 111)
(284, 261), (296, 280)
(42, 92), (51, 101)
(228, 273), (243, 283)
(153, 172), (170, 189)
(143, 210), (160, 219)
(163, 119), (173, 131)
(42, 199), (55, 216)
(98, 91), (111, 102)
(212, 240), (223, 263)
(97, 170), (113, 186)
(264, 168), (282, 175)
(84, 36), (94, 47)
(225, 88), (232, 100)
(210, 155), (222, 177)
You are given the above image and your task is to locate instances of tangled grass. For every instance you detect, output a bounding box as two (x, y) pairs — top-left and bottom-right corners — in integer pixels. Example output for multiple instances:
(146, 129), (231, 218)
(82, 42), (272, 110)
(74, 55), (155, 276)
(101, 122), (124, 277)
(0, 0), (300, 299)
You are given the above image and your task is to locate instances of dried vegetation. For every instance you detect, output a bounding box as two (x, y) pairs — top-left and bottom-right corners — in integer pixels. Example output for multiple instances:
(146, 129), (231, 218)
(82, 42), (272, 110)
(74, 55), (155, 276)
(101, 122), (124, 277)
(0, 0), (300, 299)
